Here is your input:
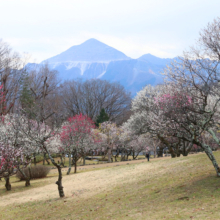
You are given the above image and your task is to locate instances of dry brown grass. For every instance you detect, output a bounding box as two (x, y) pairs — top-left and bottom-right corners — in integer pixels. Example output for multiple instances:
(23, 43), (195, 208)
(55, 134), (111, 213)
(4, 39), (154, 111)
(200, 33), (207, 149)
(0, 158), (160, 207)
(0, 152), (220, 219)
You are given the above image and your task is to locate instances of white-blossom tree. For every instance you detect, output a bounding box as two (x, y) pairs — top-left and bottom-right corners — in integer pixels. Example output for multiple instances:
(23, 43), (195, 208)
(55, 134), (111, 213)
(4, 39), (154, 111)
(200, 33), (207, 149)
(92, 129), (108, 160)
(125, 18), (220, 176)
(118, 127), (138, 161)
(129, 135), (150, 159)
(99, 122), (121, 162)
(0, 114), (32, 189)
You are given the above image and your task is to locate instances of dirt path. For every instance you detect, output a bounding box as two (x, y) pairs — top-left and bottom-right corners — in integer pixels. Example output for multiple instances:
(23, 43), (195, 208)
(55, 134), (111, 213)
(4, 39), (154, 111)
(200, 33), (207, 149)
(0, 157), (171, 207)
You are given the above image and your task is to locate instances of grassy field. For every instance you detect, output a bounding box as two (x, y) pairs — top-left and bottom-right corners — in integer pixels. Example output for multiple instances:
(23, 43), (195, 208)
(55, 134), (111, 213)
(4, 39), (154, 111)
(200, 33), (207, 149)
(0, 152), (220, 219)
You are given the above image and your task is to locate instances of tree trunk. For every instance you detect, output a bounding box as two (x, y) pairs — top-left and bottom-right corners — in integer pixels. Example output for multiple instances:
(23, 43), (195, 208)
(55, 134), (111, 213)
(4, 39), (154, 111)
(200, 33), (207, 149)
(182, 151), (189, 156)
(60, 154), (64, 167)
(133, 151), (140, 160)
(132, 150), (135, 160)
(5, 177), (11, 191)
(126, 150), (132, 160)
(125, 149), (128, 160)
(66, 154), (71, 175)
(121, 148), (125, 161)
(83, 156), (86, 166)
(43, 152), (46, 165)
(25, 179), (31, 187)
(56, 165), (65, 197)
(46, 156), (50, 165)
(46, 150), (65, 197)
(107, 147), (112, 163)
(43, 152), (50, 165)
(74, 162), (77, 173)
(18, 167), (31, 187)
(171, 152), (176, 158)
(63, 154), (66, 166)
(28, 167), (32, 179)
(203, 144), (220, 177)
(33, 153), (37, 166)
(183, 142), (193, 156)
(157, 148), (163, 157)
(102, 150), (107, 161)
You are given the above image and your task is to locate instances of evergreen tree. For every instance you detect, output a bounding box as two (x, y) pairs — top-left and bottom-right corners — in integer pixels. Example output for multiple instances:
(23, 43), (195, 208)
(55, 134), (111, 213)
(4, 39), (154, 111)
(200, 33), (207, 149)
(95, 108), (109, 127)
(19, 71), (35, 117)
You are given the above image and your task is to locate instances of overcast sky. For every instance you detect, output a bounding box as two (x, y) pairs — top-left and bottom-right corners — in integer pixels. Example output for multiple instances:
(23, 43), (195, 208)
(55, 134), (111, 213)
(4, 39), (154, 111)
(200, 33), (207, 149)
(1, 0), (220, 63)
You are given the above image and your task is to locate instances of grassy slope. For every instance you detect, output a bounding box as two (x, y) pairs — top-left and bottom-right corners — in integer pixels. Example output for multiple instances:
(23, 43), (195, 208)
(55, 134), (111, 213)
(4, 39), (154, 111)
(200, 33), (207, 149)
(1, 152), (220, 219)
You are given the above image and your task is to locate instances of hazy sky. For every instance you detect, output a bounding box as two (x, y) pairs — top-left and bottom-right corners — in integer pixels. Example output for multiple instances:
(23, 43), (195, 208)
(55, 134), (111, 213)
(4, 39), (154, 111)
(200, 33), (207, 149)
(1, 0), (220, 63)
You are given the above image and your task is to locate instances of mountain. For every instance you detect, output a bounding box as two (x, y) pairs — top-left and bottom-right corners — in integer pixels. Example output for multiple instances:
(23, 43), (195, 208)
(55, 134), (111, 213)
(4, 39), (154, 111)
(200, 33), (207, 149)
(101, 59), (164, 95)
(46, 38), (130, 63)
(138, 53), (172, 66)
(29, 39), (174, 96)
(39, 38), (131, 80)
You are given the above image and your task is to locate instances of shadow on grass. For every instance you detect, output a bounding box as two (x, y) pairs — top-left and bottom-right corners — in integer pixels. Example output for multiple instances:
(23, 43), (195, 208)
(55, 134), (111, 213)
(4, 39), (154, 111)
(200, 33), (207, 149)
(186, 173), (220, 194)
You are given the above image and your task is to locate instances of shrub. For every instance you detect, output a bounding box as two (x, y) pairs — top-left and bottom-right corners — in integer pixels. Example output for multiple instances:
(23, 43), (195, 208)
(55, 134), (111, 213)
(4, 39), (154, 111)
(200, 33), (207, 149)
(16, 165), (51, 180)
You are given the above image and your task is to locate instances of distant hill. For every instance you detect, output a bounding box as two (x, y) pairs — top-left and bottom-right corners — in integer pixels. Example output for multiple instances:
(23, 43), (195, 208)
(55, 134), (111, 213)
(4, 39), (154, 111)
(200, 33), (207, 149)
(138, 53), (172, 66)
(28, 39), (175, 96)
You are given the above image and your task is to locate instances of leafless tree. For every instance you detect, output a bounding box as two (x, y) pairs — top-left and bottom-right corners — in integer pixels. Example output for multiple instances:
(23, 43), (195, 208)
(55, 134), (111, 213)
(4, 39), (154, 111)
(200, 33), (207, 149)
(24, 63), (63, 125)
(0, 39), (26, 115)
(59, 79), (131, 125)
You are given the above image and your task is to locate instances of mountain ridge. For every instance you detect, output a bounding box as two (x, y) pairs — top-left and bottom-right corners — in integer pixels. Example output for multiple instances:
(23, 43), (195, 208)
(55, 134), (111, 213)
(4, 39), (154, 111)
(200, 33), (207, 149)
(29, 39), (174, 96)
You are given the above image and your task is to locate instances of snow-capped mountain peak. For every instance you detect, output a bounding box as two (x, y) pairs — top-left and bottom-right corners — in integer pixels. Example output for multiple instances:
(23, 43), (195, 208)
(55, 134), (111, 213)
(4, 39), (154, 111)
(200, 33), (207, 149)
(43, 38), (130, 63)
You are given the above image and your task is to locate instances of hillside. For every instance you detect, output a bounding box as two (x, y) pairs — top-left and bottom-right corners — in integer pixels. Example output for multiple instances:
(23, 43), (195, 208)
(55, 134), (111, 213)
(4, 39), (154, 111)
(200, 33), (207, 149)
(1, 152), (220, 219)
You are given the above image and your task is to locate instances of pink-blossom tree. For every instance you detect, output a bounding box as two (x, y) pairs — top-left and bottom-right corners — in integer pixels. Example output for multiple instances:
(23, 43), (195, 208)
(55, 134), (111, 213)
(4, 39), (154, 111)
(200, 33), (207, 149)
(0, 144), (30, 190)
(60, 114), (96, 174)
